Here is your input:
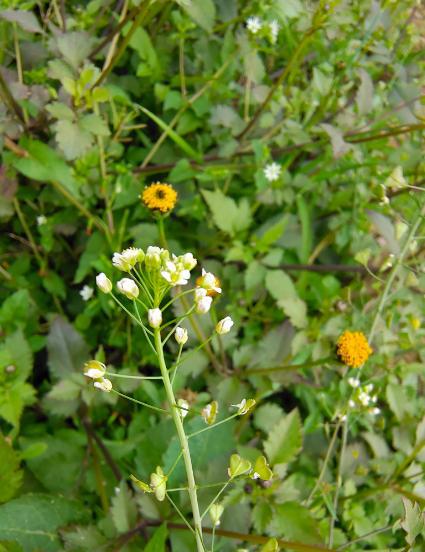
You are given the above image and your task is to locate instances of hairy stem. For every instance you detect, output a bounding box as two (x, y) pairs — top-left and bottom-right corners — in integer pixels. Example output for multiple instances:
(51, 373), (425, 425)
(154, 328), (204, 551)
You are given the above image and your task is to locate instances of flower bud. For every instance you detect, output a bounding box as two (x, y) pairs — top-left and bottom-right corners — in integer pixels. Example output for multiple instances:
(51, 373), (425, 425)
(93, 377), (112, 392)
(96, 273), (112, 293)
(175, 326), (188, 345)
(112, 252), (131, 272)
(84, 360), (106, 379)
(117, 278), (139, 299)
(177, 398), (189, 418)
(145, 246), (163, 269)
(148, 308), (162, 328)
(181, 252), (197, 270)
(196, 295), (212, 314)
(121, 247), (144, 267)
(216, 316), (234, 335)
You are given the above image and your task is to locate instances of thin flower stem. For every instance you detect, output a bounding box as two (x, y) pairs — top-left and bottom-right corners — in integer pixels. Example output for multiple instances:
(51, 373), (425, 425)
(133, 267), (154, 304)
(112, 390), (168, 414)
(133, 302), (156, 355)
(13, 198), (45, 269)
(335, 524), (392, 550)
(106, 372), (163, 380)
(328, 420), (348, 547)
(187, 414), (239, 439)
(171, 344), (183, 385)
(167, 481), (229, 492)
(166, 493), (195, 535)
(161, 287), (196, 312)
(166, 450), (184, 479)
(154, 328), (205, 552)
(305, 420), (342, 506)
(201, 481), (231, 520)
(169, 336), (214, 377)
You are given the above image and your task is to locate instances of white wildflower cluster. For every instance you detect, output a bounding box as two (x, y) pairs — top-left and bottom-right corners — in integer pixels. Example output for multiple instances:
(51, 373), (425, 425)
(193, 268), (221, 314)
(246, 16), (280, 43)
(348, 381), (380, 415)
(84, 360), (112, 393)
(264, 162), (281, 182)
(80, 285), (93, 301)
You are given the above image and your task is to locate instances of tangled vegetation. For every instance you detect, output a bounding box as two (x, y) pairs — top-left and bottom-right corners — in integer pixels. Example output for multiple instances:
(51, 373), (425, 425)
(0, 0), (424, 551)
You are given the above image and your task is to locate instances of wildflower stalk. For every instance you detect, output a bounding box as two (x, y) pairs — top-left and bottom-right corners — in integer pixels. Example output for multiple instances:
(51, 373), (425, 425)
(153, 328), (205, 552)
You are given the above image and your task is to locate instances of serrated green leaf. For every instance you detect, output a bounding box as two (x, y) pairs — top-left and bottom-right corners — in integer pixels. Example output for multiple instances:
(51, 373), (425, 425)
(268, 502), (323, 545)
(46, 103), (75, 121)
(264, 409), (302, 465)
(265, 270), (307, 328)
(111, 481), (137, 534)
(54, 120), (94, 160)
(401, 498), (425, 546)
(202, 189), (252, 236)
(79, 114), (110, 137)
(0, 438), (23, 503)
(56, 32), (94, 70)
(0, 10), (42, 33)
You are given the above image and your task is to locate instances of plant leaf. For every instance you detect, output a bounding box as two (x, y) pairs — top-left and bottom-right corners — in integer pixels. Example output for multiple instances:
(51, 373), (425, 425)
(264, 408), (302, 465)
(47, 317), (89, 381)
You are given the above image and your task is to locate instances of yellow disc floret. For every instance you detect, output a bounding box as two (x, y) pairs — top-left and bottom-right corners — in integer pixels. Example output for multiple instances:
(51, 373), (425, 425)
(141, 182), (177, 213)
(336, 330), (372, 368)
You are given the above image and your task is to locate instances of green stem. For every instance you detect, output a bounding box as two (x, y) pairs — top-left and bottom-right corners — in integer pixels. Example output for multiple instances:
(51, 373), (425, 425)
(157, 216), (168, 249)
(112, 389), (168, 414)
(154, 328), (204, 552)
(187, 414), (239, 439)
(328, 421), (348, 547)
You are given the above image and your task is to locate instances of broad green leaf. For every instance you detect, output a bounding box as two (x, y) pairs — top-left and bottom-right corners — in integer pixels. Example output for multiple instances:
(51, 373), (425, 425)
(265, 270), (307, 328)
(401, 498), (425, 546)
(0, 330), (33, 381)
(54, 120), (93, 160)
(202, 189), (252, 236)
(111, 481), (137, 534)
(0, 10), (42, 33)
(182, 0), (216, 32)
(61, 526), (107, 550)
(321, 123), (351, 158)
(79, 114), (110, 137)
(254, 403), (284, 433)
(0, 438), (22, 503)
(46, 102), (74, 121)
(268, 502), (323, 545)
(273, 0), (303, 19)
(74, 232), (106, 283)
(56, 32), (95, 70)
(0, 494), (87, 552)
(252, 501), (274, 534)
(261, 538), (279, 552)
(144, 523), (168, 552)
(0, 382), (36, 428)
(47, 317), (89, 380)
(11, 138), (80, 198)
(264, 409), (302, 465)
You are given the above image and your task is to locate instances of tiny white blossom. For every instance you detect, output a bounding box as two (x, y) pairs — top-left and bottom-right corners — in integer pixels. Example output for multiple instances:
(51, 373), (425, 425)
(96, 272), (112, 294)
(246, 16), (262, 34)
(194, 287), (207, 301)
(358, 391), (370, 406)
(112, 252), (131, 272)
(117, 278), (139, 299)
(93, 377), (112, 392)
(180, 253), (197, 270)
(199, 268), (221, 293)
(84, 360), (106, 379)
(196, 295), (212, 314)
(37, 215), (47, 226)
(348, 399), (356, 408)
(348, 377), (360, 388)
(231, 398), (256, 415)
(121, 247), (144, 267)
(148, 308), (162, 328)
(175, 326), (188, 345)
(145, 246), (163, 269)
(161, 261), (191, 286)
(370, 407), (380, 415)
(216, 316), (234, 335)
(80, 285), (94, 301)
(269, 19), (280, 43)
(264, 162), (281, 182)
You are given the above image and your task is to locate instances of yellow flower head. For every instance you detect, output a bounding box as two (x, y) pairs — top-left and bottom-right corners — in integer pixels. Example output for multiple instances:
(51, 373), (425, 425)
(141, 182), (177, 213)
(336, 330), (372, 368)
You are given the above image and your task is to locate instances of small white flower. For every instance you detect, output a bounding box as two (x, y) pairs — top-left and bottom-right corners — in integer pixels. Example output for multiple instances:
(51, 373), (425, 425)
(96, 272), (112, 294)
(358, 391), (370, 406)
(348, 377), (360, 388)
(148, 308), (162, 328)
(180, 252), (197, 270)
(37, 215), (47, 226)
(370, 407), (380, 415)
(80, 285), (94, 301)
(177, 398), (189, 418)
(269, 19), (280, 43)
(365, 383), (374, 393)
(231, 398), (256, 415)
(93, 377), (113, 392)
(121, 247), (144, 267)
(246, 15), (262, 34)
(216, 316), (234, 335)
(196, 295), (212, 314)
(145, 246), (163, 269)
(161, 261), (191, 286)
(84, 360), (106, 379)
(252, 472), (260, 480)
(264, 162), (281, 182)
(175, 326), (188, 345)
(194, 287), (207, 301)
(200, 268), (221, 293)
(112, 252), (131, 271)
(348, 399), (356, 408)
(117, 278), (139, 299)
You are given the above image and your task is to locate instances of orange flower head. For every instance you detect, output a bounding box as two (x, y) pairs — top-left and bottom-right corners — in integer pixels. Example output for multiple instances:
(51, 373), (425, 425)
(336, 330), (372, 368)
(141, 182), (177, 213)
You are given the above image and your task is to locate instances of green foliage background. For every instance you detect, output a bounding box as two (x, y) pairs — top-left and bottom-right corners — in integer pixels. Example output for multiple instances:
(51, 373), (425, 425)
(0, 0), (424, 550)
